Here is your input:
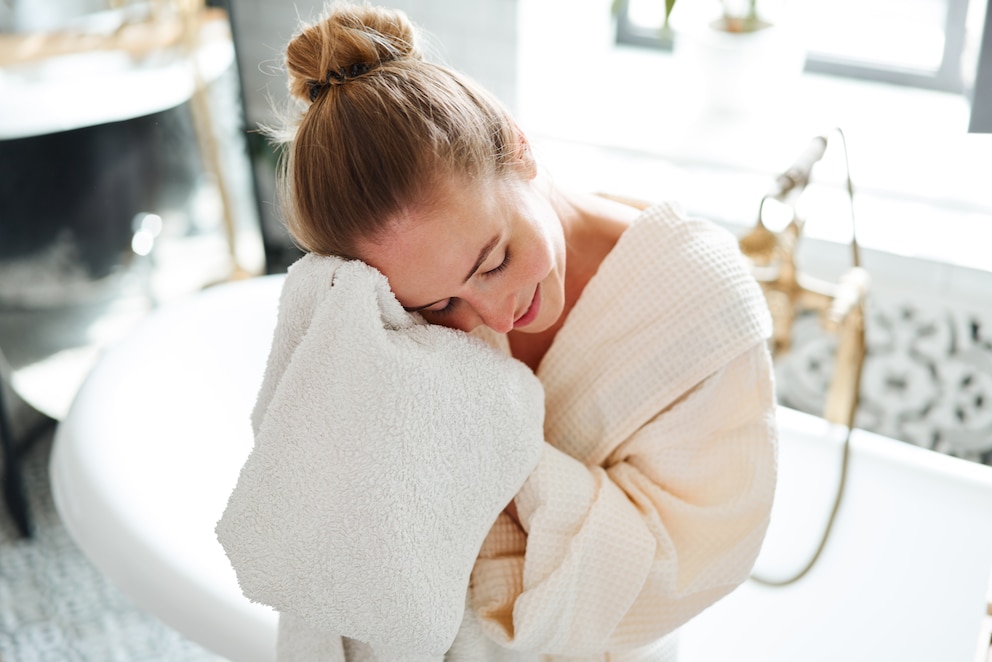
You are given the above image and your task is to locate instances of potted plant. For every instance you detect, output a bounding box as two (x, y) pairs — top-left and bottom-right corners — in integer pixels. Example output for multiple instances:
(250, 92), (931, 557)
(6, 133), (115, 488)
(672, 0), (768, 34)
(617, 0), (806, 114)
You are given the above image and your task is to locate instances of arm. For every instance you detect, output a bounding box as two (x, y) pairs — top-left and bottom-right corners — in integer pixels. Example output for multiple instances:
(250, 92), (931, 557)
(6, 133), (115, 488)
(471, 342), (777, 655)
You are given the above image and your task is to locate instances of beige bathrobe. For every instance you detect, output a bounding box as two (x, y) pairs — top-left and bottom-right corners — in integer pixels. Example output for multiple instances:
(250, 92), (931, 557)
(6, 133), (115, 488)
(276, 202), (778, 661)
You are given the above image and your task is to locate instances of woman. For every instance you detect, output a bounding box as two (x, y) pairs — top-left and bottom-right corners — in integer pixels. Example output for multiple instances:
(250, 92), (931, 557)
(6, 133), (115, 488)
(244, 3), (777, 659)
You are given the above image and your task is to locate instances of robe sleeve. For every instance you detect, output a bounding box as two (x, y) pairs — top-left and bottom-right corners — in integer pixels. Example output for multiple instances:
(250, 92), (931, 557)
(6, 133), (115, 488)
(469, 341), (778, 656)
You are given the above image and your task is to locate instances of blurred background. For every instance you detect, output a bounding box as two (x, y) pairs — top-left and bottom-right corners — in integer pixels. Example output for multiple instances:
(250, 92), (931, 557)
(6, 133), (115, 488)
(0, 0), (990, 658)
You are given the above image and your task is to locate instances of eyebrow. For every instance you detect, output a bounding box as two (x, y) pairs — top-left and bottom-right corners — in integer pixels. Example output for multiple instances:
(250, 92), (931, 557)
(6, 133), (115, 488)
(401, 234), (501, 313)
(464, 235), (500, 284)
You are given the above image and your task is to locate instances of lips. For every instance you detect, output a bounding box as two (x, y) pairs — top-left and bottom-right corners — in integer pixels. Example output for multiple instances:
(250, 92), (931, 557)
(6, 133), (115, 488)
(513, 284), (542, 329)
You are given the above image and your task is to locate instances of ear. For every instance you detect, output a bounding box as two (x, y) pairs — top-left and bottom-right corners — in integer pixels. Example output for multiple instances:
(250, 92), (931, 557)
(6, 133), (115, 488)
(513, 125), (538, 180)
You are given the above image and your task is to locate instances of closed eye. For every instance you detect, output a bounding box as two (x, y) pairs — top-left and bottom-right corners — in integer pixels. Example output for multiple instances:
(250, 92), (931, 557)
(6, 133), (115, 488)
(411, 249), (509, 318)
(482, 250), (510, 277)
(424, 298), (457, 316)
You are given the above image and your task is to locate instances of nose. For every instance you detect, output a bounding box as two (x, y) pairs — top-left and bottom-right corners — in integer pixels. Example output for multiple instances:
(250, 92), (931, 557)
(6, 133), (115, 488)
(473, 291), (517, 334)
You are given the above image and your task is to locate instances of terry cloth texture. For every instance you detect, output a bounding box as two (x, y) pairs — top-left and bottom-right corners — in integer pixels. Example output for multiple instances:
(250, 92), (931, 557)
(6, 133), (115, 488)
(215, 255), (546, 656)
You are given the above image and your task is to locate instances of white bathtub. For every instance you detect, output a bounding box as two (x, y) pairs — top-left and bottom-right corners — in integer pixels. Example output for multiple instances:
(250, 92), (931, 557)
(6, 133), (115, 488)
(50, 275), (992, 662)
(678, 407), (992, 662)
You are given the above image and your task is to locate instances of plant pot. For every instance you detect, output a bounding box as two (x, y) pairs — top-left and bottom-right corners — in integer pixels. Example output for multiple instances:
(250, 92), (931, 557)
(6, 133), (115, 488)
(673, 18), (806, 115)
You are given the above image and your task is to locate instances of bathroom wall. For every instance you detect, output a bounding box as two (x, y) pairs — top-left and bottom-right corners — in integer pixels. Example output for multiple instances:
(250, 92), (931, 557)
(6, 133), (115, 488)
(228, 0), (518, 129)
(773, 238), (992, 465)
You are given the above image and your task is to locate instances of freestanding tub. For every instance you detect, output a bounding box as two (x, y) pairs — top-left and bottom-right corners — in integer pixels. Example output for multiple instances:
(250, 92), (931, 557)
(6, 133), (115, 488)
(50, 275), (992, 662)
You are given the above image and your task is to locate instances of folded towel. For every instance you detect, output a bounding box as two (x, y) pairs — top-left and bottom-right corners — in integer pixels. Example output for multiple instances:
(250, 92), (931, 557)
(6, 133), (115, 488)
(216, 255), (546, 655)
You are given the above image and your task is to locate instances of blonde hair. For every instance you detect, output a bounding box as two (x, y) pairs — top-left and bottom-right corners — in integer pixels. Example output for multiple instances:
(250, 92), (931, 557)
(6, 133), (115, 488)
(273, 2), (523, 258)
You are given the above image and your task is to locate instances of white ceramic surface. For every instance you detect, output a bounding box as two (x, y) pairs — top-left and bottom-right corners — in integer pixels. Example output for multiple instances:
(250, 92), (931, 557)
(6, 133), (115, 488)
(51, 276), (284, 662)
(679, 409), (992, 662)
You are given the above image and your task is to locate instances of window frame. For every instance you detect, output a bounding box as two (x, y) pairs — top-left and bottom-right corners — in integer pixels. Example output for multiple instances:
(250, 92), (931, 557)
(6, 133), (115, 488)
(970, 0), (992, 130)
(614, 0), (975, 94)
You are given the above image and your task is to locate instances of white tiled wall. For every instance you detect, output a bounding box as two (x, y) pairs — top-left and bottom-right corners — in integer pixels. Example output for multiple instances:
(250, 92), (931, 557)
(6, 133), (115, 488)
(228, 0), (519, 130)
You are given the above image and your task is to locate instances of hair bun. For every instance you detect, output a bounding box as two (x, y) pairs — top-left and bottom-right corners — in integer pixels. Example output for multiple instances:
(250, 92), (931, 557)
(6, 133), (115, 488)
(285, 3), (420, 103)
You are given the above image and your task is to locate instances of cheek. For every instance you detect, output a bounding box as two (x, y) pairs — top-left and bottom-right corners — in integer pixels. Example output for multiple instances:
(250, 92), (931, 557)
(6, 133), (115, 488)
(447, 314), (483, 333)
(527, 244), (555, 283)
(538, 215), (566, 276)
(538, 236), (564, 290)
(518, 225), (558, 284)
(421, 309), (481, 333)
(516, 190), (562, 281)
(510, 249), (551, 297)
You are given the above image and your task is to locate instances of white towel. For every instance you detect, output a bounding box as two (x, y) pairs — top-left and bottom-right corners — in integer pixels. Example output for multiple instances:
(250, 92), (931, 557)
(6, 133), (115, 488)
(216, 255), (546, 656)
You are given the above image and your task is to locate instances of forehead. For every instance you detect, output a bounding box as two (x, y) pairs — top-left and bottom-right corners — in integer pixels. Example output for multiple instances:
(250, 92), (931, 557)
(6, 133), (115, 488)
(356, 175), (513, 305)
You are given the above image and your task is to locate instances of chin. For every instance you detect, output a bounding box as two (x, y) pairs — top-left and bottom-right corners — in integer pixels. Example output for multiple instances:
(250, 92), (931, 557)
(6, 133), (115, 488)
(514, 321), (547, 335)
(522, 306), (562, 334)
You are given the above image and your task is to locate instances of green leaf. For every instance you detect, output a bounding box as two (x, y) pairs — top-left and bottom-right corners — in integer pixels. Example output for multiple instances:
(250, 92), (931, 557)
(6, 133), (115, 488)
(665, 0), (677, 22)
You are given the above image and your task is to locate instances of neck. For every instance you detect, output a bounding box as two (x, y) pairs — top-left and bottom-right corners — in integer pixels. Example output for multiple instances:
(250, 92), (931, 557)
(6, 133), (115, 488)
(507, 176), (637, 371)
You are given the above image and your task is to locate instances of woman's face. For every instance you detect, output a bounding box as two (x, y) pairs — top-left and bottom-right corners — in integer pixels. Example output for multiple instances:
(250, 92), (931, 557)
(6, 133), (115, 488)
(357, 171), (566, 334)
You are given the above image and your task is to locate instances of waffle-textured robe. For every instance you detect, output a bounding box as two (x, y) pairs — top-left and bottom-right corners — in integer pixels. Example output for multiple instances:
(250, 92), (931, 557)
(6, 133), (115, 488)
(460, 202), (778, 660)
(275, 202), (778, 661)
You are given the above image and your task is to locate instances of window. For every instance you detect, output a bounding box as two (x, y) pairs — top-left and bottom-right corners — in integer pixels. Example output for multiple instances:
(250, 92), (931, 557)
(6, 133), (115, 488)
(614, 0), (982, 93)
(971, 0), (992, 130)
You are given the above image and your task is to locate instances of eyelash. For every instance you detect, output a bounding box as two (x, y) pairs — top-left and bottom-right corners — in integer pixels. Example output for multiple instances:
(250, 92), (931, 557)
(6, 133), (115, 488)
(431, 299), (457, 316)
(483, 250), (511, 277)
(426, 250), (511, 317)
